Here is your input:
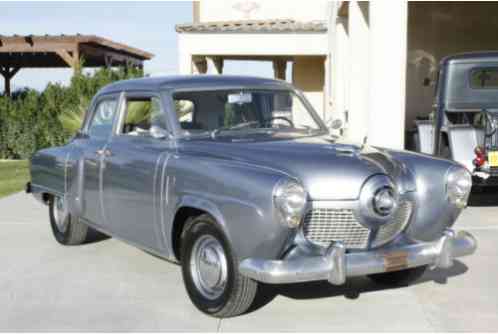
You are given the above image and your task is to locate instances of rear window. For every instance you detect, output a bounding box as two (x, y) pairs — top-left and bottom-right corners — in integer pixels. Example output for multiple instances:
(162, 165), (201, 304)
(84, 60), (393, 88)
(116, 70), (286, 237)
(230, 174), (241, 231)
(470, 67), (498, 89)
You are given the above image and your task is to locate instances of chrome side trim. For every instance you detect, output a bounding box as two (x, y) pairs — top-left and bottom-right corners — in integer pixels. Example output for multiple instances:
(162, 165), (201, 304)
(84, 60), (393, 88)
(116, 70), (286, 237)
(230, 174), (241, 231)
(239, 229), (477, 285)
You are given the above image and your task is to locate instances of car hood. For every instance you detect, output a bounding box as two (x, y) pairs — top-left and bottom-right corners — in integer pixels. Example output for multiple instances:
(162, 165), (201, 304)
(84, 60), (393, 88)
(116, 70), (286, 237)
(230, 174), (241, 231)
(178, 134), (409, 200)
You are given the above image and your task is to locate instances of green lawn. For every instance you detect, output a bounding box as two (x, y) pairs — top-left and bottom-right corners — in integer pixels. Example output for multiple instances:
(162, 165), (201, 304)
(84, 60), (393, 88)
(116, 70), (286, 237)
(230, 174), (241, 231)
(0, 160), (30, 198)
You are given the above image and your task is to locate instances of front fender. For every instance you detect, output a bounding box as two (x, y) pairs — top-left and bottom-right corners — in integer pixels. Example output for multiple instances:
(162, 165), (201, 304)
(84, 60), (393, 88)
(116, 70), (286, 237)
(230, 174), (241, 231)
(166, 155), (295, 261)
(174, 194), (231, 241)
(386, 149), (463, 242)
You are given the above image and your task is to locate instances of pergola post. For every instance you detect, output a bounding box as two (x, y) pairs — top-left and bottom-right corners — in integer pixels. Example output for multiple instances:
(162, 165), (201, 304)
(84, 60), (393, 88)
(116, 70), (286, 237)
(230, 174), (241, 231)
(0, 66), (20, 97)
(272, 59), (287, 80)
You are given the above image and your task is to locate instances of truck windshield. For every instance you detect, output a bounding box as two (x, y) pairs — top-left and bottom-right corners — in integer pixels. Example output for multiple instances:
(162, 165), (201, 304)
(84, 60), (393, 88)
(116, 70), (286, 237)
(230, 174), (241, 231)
(173, 89), (326, 137)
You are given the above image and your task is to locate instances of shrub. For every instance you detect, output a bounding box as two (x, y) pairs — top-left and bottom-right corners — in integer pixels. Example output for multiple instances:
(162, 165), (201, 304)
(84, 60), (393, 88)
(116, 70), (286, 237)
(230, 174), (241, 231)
(0, 66), (144, 159)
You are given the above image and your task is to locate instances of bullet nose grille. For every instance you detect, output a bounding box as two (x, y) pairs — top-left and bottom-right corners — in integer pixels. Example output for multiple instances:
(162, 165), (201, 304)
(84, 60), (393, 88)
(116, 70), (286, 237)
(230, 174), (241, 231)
(372, 201), (413, 248)
(302, 208), (370, 249)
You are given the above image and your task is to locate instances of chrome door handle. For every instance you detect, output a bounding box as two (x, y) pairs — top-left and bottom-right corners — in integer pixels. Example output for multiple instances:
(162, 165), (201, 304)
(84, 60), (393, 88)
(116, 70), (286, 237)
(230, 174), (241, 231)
(96, 149), (112, 157)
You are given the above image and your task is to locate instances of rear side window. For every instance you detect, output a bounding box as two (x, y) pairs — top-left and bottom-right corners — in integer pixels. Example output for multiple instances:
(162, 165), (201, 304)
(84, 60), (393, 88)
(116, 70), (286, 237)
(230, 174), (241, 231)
(88, 99), (118, 139)
(470, 68), (498, 89)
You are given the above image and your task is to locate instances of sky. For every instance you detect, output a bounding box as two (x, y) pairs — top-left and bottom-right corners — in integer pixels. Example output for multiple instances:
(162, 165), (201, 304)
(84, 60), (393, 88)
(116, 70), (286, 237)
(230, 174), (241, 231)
(0, 1), (275, 93)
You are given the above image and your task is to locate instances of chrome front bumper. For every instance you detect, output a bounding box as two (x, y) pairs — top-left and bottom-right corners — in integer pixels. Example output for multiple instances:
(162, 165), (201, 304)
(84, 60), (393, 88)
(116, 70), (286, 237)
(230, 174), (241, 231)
(239, 229), (477, 285)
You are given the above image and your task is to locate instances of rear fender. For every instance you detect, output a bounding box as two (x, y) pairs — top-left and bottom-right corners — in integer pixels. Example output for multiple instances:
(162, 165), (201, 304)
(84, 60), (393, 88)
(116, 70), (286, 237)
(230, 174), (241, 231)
(415, 120), (434, 154)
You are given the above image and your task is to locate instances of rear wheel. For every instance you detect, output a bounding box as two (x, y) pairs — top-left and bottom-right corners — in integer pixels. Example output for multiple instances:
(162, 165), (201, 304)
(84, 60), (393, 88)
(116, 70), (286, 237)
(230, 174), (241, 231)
(49, 195), (88, 245)
(180, 214), (258, 318)
(367, 265), (427, 286)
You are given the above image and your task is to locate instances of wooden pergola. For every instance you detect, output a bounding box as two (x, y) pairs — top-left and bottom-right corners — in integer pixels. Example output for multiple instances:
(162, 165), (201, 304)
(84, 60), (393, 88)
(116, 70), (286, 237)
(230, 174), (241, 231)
(0, 34), (154, 96)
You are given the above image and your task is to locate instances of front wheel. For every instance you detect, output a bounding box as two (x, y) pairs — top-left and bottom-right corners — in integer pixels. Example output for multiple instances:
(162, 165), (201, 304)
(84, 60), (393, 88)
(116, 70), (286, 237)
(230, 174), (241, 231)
(367, 265), (427, 286)
(180, 214), (258, 318)
(49, 195), (89, 245)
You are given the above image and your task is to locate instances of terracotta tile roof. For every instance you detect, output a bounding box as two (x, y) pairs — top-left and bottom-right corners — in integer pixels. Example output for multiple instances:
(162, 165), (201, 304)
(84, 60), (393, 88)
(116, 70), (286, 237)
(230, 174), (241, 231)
(176, 19), (327, 33)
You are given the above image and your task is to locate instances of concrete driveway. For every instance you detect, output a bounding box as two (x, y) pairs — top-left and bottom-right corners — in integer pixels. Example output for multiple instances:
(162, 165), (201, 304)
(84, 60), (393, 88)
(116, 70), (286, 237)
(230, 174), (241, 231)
(1, 192), (497, 332)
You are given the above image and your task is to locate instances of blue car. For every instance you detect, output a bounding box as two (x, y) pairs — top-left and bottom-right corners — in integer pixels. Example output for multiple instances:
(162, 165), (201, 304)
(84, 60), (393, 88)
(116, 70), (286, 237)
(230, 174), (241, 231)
(28, 75), (477, 317)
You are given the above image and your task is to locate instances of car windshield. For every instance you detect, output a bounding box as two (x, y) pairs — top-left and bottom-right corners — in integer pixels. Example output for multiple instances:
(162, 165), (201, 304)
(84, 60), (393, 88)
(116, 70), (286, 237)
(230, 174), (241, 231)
(173, 89), (326, 137)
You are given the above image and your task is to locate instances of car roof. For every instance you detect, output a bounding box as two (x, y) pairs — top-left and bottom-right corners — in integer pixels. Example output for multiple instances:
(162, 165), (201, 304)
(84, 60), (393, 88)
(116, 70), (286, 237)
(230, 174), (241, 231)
(441, 51), (498, 65)
(98, 75), (293, 94)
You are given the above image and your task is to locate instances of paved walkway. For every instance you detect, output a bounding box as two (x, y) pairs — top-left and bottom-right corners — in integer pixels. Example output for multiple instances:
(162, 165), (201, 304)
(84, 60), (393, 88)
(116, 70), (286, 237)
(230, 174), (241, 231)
(1, 192), (497, 331)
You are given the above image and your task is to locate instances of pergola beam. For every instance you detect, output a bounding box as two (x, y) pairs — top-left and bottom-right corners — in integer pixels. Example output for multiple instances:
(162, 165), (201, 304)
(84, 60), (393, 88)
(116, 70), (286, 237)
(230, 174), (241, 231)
(0, 34), (153, 96)
(55, 49), (79, 70)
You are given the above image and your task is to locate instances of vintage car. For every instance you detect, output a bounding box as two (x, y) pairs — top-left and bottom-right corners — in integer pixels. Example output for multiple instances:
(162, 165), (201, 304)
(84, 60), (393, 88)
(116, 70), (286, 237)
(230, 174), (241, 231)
(27, 75), (477, 318)
(415, 51), (498, 187)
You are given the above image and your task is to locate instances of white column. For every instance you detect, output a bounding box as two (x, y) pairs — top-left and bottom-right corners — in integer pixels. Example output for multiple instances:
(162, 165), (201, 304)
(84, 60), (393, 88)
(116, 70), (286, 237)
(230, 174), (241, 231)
(368, 1), (408, 149)
(347, 1), (370, 143)
(323, 55), (330, 120)
(177, 34), (193, 75)
(330, 13), (350, 135)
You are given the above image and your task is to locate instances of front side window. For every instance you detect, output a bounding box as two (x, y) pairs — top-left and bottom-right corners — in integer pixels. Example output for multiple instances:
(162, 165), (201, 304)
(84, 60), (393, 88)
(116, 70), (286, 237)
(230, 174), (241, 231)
(172, 89), (324, 137)
(121, 96), (167, 136)
(88, 98), (118, 139)
(175, 99), (195, 129)
(470, 68), (498, 88)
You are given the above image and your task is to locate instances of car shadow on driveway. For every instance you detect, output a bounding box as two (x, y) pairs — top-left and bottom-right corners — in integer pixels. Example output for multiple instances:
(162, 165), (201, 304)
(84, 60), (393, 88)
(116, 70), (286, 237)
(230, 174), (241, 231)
(248, 260), (468, 313)
(84, 228), (111, 244)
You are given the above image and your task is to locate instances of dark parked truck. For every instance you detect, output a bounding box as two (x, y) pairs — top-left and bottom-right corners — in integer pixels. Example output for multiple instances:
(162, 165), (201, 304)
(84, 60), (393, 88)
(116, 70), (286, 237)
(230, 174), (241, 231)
(28, 75), (476, 317)
(415, 52), (498, 186)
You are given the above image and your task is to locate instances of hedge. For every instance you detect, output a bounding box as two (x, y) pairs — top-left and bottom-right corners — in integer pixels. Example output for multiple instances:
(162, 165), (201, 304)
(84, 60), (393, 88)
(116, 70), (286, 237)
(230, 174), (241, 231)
(0, 67), (143, 159)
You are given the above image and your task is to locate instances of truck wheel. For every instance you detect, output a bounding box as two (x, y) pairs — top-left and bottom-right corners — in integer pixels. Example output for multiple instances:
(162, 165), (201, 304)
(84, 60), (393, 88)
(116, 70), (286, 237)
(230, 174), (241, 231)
(367, 265), (427, 286)
(180, 214), (258, 318)
(49, 195), (88, 245)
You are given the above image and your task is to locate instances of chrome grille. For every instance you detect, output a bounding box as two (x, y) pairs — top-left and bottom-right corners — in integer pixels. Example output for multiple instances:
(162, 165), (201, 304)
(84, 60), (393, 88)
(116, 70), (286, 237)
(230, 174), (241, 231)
(372, 201), (413, 247)
(302, 208), (370, 249)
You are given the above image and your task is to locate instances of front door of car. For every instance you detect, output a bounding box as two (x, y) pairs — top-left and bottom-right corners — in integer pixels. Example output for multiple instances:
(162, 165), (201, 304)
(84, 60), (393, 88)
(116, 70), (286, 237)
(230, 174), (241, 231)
(80, 95), (120, 227)
(101, 94), (172, 252)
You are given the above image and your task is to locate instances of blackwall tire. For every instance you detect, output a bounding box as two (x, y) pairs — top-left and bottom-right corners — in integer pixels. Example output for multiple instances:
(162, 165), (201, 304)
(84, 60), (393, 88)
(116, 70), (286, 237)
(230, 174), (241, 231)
(367, 265), (428, 286)
(180, 214), (258, 318)
(49, 195), (88, 245)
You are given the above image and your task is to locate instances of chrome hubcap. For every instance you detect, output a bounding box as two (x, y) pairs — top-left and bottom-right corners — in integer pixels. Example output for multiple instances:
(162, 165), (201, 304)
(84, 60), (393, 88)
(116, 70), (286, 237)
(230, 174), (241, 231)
(190, 235), (228, 300)
(53, 196), (68, 233)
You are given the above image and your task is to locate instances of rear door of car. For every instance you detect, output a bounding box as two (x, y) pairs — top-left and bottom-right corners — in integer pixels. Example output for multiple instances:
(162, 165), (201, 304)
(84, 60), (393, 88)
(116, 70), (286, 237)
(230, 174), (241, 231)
(101, 90), (174, 252)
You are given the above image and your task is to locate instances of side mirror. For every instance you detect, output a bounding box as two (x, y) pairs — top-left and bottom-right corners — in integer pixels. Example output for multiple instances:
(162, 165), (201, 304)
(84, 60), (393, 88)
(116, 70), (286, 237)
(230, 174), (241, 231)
(325, 111), (347, 132)
(325, 117), (344, 130)
(329, 119), (344, 130)
(150, 125), (171, 140)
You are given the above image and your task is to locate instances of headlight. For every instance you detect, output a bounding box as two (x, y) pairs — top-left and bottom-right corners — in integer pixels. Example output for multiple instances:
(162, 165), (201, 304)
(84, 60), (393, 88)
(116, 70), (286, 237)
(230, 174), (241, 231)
(446, 166), (472, 208)
(273, 179), (307, 228)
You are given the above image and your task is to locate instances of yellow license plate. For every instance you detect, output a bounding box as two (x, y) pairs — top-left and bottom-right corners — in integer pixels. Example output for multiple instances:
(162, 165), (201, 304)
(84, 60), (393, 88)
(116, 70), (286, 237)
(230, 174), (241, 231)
(489, 151), (498, 167)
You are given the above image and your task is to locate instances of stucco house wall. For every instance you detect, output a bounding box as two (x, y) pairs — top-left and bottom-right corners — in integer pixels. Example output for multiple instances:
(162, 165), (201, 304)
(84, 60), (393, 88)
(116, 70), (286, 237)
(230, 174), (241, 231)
(194, 0), (330, 22)
(181, 1), (498, 150)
